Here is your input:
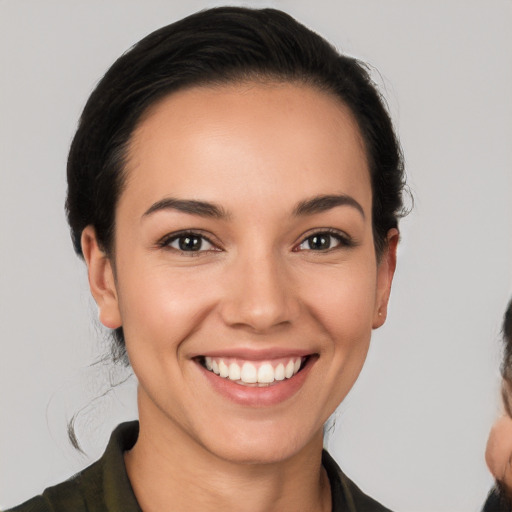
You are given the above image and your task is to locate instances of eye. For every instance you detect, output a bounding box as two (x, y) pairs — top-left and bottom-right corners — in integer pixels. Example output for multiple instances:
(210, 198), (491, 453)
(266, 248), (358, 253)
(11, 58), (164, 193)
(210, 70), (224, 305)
(163, 232), (217, 253)
(296, 231), (350, 252)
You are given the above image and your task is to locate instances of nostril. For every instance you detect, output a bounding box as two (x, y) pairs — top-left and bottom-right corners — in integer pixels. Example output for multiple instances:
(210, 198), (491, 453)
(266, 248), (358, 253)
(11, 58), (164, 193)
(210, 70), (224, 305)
(218, 264), (301, 331)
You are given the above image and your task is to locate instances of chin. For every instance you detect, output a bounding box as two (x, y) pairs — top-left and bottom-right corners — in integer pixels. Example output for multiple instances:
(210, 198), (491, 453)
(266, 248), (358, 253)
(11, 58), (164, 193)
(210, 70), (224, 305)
(196, 418), (324, 466)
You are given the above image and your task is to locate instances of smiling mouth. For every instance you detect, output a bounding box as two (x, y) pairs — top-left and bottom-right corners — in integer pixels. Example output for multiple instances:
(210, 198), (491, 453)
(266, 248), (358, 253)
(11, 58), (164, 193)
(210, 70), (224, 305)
(197, 355), (310, 387)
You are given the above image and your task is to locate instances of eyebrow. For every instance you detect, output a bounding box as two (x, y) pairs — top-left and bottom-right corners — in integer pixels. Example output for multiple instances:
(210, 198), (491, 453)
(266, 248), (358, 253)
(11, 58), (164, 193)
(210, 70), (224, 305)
(143, 193), (364, 221)
(293, 194), (365, 219)
(143, 198), (229, 219)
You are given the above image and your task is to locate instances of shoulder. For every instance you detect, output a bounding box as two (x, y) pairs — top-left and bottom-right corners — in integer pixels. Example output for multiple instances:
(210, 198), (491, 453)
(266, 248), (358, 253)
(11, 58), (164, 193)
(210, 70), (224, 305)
(3, 459), (103, 512)
(4, 496), (51, 512)
(322, 450), (394, 512)
(4, 422), (140, 512)
(341, 476), (394, 512)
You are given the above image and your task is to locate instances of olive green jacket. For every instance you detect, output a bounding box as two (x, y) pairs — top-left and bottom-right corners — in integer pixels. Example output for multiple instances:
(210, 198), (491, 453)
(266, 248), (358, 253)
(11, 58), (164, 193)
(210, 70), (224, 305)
(6, 422), (392, 512)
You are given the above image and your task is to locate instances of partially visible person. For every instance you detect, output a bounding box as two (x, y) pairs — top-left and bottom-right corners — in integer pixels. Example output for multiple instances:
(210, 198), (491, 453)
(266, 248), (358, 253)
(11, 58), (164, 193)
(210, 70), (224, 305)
(483, 299), (512, 511)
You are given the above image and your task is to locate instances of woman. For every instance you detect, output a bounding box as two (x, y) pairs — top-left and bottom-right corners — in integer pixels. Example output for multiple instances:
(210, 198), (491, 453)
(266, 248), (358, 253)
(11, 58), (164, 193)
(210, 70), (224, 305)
(484, 299), (512, 511)
(7, 7), (404, 511)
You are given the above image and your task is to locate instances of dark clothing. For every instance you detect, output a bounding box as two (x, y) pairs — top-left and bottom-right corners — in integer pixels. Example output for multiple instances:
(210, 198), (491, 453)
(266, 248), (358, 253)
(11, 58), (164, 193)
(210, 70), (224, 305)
(6, 422), (392, 512)
(482, 486), (511, 512)
(6, 423), (141, 512)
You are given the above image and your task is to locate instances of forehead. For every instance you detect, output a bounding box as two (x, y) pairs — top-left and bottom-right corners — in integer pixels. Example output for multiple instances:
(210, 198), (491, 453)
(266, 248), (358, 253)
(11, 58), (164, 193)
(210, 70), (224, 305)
(122, 81), (371, 213)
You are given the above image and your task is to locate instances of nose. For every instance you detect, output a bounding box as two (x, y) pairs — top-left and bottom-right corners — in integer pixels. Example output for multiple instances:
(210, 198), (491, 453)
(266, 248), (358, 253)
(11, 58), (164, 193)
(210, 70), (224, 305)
(219, 249), (300, 333)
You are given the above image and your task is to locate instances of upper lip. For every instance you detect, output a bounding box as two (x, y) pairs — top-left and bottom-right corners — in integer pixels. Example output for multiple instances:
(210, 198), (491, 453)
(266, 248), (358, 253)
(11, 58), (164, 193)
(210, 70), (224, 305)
(190, 348), (315, 361)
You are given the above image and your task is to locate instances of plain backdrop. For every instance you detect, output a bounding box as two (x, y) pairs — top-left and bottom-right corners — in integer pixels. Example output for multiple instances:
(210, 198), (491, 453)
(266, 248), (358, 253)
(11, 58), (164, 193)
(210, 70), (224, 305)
(1, 1), (511, 511)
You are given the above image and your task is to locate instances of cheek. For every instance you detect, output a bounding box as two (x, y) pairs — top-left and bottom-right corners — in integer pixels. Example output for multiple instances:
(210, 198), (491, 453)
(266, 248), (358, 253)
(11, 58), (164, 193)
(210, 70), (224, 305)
(116, 264), (219, 354)
(301, 263), (378, 335)
(300, 261), (377, 400)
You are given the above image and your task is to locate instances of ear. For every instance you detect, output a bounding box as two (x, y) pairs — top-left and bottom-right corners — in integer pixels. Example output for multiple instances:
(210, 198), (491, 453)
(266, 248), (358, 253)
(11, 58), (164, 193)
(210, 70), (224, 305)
(81, 226), (122, 329)
(372, 228), (399, 329)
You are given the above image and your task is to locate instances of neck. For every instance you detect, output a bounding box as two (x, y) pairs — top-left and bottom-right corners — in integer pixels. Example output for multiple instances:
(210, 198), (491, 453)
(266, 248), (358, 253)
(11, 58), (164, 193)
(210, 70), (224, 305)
(125, 398), (331, 512)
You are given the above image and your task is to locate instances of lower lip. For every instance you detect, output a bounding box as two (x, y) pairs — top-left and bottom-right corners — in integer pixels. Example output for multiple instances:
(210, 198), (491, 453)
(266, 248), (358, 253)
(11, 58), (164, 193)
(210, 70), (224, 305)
(198, 357), (316, 407)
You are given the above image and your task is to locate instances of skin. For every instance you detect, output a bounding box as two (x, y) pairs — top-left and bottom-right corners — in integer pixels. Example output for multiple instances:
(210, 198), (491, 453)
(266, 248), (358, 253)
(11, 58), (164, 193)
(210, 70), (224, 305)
(486, 382), (512, 500)
(82, 82), (398, 512)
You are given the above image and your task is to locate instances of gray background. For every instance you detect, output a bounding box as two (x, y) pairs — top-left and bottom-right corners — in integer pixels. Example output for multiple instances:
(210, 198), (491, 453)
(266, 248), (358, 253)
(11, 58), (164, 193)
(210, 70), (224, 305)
(1, 1), (511, 510)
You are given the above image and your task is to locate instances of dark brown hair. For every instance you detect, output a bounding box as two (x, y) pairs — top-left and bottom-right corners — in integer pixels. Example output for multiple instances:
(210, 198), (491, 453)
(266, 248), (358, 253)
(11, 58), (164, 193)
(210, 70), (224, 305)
(501, 299), (512, 416)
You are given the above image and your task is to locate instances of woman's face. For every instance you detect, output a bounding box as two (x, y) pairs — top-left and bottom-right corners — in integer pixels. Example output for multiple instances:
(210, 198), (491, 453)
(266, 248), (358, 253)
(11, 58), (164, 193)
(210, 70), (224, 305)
(83, 82), (397, 464)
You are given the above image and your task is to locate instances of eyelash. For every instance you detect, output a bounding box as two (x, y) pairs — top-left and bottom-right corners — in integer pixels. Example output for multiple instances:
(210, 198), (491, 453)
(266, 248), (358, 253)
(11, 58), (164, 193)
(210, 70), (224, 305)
(157, 230), (220, 255)
(293, 229), (354, 252)
(157, 228), (354, 255)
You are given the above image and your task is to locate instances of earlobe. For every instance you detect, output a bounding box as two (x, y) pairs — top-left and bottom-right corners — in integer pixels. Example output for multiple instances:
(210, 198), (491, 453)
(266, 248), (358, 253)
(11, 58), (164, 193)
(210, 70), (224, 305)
(81, 226), (122, 329)
(372, 229), (399, 329)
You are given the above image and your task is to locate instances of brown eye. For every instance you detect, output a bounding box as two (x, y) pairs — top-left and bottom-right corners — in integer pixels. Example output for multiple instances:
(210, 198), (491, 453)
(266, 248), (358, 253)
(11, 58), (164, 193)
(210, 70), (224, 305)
(306, 234), (332, 250)
(166, 233), (215, 252)
(297, 232), (348, 251)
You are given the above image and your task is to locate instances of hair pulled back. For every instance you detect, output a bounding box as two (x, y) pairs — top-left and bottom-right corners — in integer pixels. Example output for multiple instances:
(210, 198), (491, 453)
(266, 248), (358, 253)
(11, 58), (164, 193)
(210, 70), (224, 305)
(66, 6), (406, 356)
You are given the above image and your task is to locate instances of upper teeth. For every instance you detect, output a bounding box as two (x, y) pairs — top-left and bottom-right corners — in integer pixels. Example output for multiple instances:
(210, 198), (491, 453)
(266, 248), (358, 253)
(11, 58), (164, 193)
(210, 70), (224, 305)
(204, 357), (303, 385)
